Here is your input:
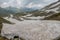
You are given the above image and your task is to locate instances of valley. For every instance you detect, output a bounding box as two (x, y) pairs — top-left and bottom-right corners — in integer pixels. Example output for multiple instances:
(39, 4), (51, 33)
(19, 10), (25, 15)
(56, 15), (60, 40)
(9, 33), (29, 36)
(0, 0), (60, 40)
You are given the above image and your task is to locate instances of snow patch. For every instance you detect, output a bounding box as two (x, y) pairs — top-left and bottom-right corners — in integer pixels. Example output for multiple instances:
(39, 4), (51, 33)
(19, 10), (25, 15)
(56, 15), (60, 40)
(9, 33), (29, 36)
(1, 19), (60, 40)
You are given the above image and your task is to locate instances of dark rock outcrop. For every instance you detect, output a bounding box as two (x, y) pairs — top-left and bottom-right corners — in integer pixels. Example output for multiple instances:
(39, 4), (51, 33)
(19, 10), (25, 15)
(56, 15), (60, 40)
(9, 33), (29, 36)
(43, 13), (60, 20)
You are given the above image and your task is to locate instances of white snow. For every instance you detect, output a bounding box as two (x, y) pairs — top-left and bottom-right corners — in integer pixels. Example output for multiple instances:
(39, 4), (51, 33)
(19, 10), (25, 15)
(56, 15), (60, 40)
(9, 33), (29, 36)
(1, 17), (60, 40)
(46, 7), (59, 13)
(22, 16), (45, 20)
(41, 1), (60, 13)
(49, 2), (60, 8)
(25, 14), (32, 17)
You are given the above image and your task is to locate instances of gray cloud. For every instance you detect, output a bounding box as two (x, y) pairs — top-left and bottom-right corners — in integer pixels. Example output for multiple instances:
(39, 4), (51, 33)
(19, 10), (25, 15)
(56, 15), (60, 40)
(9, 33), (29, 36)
(0, 0), (58, 8)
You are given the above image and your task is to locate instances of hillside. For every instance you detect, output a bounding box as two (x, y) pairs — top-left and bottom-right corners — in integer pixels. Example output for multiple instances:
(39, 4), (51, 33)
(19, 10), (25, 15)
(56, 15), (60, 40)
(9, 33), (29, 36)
(43, 12), (60, 20)
(0, 7), (14, 17)
(0, 17), (14, 24)
(41, 0), (60, 13)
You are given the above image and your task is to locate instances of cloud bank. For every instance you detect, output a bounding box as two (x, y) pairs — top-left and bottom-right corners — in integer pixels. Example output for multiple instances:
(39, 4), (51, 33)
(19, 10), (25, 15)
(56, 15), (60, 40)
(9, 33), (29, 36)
(0, 0), (58, 8)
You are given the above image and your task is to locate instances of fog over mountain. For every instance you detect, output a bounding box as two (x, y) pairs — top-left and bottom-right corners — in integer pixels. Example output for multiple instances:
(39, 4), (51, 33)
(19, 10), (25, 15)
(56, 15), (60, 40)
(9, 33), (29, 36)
(0, 0), (58, 9)
(0, 0), (58, 14)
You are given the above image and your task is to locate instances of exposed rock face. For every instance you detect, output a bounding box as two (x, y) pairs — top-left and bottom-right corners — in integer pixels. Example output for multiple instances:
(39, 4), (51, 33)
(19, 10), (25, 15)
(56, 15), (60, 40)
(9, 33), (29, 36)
(53, 36), (60, 40)
(43, 13), (60, 20)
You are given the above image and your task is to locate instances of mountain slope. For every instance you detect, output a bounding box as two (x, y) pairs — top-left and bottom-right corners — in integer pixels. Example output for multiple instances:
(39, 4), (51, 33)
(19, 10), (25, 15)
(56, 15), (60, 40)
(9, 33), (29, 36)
(41, 0), (60, 13)
(0, 7), (14, 17)
(43, 13), (60, 20)
(40, 0), (60, 20)
(0, 17), (14, 24)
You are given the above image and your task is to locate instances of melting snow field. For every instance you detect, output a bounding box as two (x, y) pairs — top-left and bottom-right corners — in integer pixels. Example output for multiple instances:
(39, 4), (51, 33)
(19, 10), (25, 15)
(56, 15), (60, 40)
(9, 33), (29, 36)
(1, 18), (60, 40)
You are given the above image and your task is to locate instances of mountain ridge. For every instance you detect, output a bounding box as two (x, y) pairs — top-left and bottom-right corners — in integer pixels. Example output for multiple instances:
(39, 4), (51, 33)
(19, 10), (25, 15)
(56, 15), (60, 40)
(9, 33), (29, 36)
(41, 0), (60, 13)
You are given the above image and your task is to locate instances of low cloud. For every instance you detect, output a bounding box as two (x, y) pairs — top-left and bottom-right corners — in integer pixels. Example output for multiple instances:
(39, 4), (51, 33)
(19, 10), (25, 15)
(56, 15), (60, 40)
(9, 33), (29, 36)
(1, 0), (23, 8)
(26, 2), (44, 8)
(0, 0), (58, 8)
(1, 2), (9, 8)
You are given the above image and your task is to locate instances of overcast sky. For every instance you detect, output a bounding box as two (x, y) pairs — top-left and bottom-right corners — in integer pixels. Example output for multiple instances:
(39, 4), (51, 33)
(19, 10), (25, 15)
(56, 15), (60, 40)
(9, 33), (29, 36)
(0, 0), (58, 8)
